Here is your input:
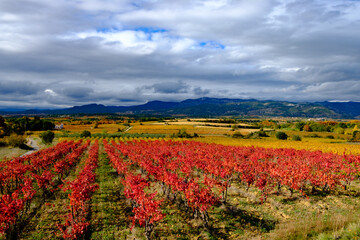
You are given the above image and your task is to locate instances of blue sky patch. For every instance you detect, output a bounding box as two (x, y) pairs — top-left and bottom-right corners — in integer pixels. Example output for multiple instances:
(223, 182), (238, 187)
(198, 41), (225, 50)
(96, 27), (119, 33)
(96, 27), (168, 40)
(134, 27), (167, 34)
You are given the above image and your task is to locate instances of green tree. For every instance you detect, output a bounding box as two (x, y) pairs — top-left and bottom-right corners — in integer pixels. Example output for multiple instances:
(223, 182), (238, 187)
(173, 129), (192, 138)
(276, 131), (288, 140)
(80, 130), (91, 138)
(0, 115), (7, 137)
(40, 130), (55, 144)
(351, 131), (360, 142)
(295, 122), (305, 131)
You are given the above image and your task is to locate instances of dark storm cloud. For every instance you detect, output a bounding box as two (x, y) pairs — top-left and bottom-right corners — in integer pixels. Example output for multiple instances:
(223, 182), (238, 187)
(0, 0), (360, 108)
(60, 87), (94, 99)
(0, 81), (39, 95)
(144, 81), (190, 94)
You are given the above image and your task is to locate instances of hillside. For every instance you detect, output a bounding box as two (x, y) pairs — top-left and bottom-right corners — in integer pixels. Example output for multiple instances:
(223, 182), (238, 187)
(1, 98), (360, 118)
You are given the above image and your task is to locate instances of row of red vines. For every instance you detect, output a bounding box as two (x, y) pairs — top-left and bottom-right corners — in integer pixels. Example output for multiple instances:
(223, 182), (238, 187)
(0, 141), (78, 194)
(58, 140), (99, 239)
(110, 139), (360, 225)
(111, 140), (218, 227)
(137, 140), (359, 197)
(0, 140), (83, 236)
(103, 140), (164, 240)
(54, 140), (91, 180)
(31, 140), (90, 195)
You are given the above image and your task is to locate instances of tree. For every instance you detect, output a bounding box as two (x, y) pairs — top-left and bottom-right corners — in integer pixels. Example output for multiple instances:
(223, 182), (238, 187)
(80, 130), (91, 138)
(303, 124), (312, 132)
(351, 130), (360, 142)
(173, 129), (192, 138)
(0, 115), (5, 128)
(0, 115), (6, 137)
(42, 120), (55, 130)
(295, 122), (305, 131)
(5, 134), (26, 147)
(40, 130), (55, 144)
(276, 131), (288, 140)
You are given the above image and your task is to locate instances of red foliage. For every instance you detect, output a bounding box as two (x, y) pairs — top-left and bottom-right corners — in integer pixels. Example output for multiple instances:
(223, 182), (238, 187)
(58, 140), (99, 239)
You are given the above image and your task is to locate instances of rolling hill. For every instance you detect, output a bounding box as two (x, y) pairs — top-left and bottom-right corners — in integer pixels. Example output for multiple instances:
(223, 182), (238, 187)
(1, 98), (360, 118)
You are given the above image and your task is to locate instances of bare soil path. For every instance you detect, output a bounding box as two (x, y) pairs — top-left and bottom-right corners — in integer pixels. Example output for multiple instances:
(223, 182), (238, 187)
(20, 136), (40, 157)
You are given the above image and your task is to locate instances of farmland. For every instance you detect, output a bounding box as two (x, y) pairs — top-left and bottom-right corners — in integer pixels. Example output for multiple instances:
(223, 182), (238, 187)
(1, 117), (360, 239)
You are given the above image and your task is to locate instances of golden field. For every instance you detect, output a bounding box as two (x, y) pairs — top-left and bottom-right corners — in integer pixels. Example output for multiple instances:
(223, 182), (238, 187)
(54, 119), (359, 155)
(196, 136), (360, 155)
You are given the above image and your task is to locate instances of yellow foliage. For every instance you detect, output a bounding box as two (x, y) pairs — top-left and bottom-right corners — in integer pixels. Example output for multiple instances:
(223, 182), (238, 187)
(196, 136), (360, 155)
(128, 123), (232, 135)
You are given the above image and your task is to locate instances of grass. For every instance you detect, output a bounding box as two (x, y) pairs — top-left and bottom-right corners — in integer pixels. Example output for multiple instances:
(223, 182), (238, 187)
(316, 222), (360, 239)
(268, 212), (359, 240)
(90, 146), (131, 239)
(0, 146), (27, 160)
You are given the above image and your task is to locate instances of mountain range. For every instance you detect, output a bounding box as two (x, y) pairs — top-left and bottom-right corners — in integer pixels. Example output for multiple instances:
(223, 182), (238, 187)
(1, 98), (360, 119)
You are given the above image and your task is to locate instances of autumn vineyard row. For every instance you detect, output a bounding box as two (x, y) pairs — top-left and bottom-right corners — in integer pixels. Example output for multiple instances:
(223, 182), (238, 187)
(1, 139), (360, 239)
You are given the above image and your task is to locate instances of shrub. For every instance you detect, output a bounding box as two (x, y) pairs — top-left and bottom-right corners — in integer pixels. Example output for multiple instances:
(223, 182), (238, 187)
(173, 129), (192, 138)
(0, 139), (7, 147)
(303, 124), (312, 132)
(308, 133), (321, 138)
(60, 130), (70, 137)
(351, 131), (360, 142)
(5, 134), (26, 147)
(276, 131), (288, 140)
(326, 135), (335, 139)
(80, 130), (91, 138)
(292, 135), (302, 141)
(232, 132), (244, 138)
(244, 130), (269, 139)
(40, 130), (55, 144)
(334, 127), (345, 134)
(258, 130), (269, 137)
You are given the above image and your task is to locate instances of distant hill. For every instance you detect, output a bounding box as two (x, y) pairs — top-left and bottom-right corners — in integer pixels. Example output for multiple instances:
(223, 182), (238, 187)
(317, 101), (360, 119)
(1, 98), (360, 118)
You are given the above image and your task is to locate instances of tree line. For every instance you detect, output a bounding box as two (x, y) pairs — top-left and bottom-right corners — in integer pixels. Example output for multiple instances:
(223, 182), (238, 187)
(0, 116), (54, 137)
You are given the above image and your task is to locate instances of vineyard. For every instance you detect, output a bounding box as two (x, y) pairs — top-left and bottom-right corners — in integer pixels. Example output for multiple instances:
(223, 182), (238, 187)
(1, 138), (360, 239)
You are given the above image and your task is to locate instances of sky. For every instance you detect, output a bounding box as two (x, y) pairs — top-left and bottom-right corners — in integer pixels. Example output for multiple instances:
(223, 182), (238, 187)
(1, 0), (360, 109)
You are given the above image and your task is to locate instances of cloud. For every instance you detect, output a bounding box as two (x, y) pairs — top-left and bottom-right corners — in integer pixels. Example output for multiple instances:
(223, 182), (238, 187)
(0, 81), (40, 95)
(44, 89), (57, 97)
(0, 0), (360, 108)
(60, 87), (93, 99)
(143, 81), (190, 94)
